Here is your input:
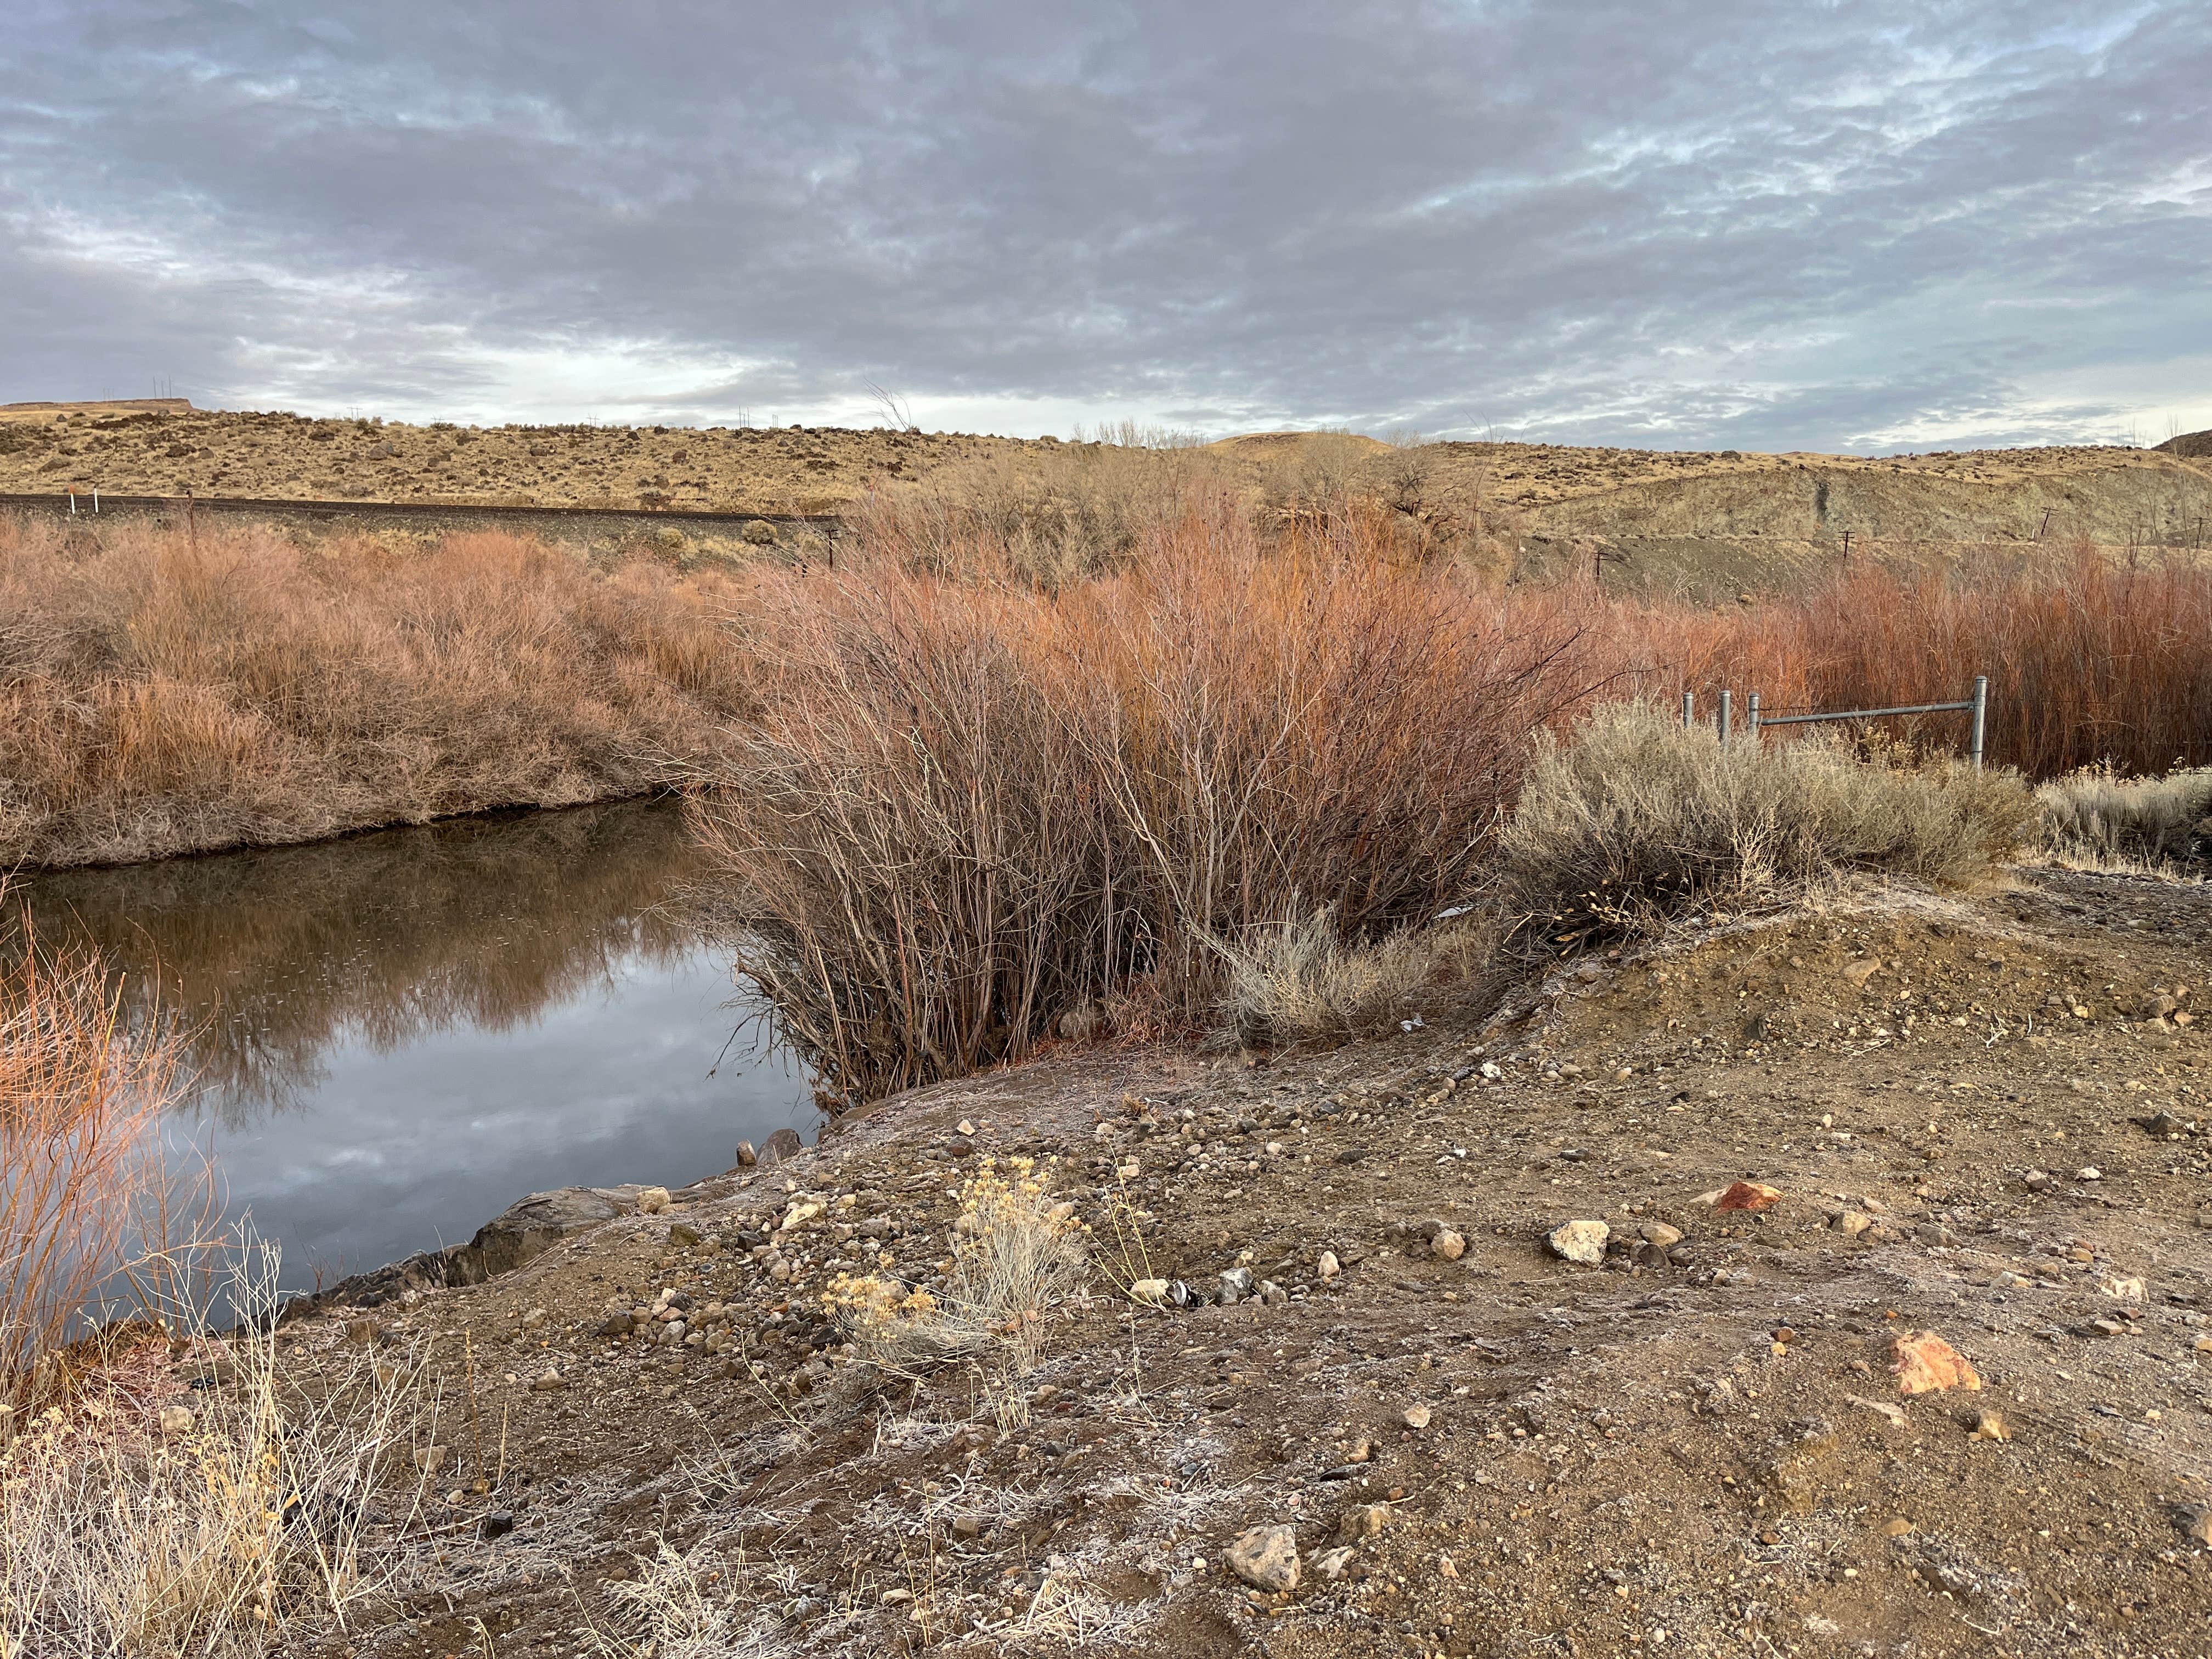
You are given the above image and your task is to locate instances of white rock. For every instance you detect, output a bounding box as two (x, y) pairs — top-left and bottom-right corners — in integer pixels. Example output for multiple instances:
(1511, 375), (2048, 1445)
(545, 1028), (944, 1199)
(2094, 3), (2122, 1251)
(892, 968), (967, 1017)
(157, 1404), (194, 1437)
(1317, 1251), (1341, 1280)
(1547, 1219), (1610, 1266)
(636, 1187), (673, 1215)
(1225, 1525), (1300, 1593)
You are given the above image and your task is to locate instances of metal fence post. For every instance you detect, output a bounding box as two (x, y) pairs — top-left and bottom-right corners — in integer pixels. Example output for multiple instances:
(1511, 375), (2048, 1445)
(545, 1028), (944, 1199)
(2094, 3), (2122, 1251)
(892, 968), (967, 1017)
(1681, 690), (1694, 728)
(1747, 691), (1760, 742)
(1718, 689), (1733, 751)
(1969, 675), (1988, 770)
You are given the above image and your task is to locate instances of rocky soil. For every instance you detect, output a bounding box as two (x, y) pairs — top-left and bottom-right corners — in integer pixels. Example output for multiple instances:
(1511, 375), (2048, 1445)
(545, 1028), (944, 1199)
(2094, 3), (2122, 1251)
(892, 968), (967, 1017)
(232, 862), (2212, 1658)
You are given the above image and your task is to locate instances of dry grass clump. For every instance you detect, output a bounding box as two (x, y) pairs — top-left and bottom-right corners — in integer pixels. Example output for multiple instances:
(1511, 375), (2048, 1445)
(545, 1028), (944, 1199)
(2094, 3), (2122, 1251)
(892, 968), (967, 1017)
(849, 437), (1231, 586)
(851, 429), (1475, 587)
(694, 498), (1592, 1096)
(585, 1538), (789, 1659)
(0, 516), (757, 867)
(2038, 765), (2212, 867)
(0, 1246), (431, 1656)
(1499, 702), (2036, 952)
(1, 898), (184, 1397)
(827, 1157), (1084, 1366)
(1215, 906), (1498, 1047)
(826, 1156), (1084, 1425)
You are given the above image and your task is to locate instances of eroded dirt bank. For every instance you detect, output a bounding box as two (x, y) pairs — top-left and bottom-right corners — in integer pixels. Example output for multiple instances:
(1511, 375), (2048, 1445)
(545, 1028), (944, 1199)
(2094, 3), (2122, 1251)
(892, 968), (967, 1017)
(277, 866), (2212, 1657)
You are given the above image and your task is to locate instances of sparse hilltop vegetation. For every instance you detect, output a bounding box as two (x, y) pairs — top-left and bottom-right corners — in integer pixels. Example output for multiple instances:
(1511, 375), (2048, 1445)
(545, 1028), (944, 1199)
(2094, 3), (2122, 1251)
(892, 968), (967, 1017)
(5, 412), (2212, 1657)
(5, 400), (2210, 597)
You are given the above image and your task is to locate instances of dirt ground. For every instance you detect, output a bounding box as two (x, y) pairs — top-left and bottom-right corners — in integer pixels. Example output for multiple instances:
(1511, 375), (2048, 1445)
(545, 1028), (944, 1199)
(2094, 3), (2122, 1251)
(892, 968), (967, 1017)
(229, 862), (2212, 1658)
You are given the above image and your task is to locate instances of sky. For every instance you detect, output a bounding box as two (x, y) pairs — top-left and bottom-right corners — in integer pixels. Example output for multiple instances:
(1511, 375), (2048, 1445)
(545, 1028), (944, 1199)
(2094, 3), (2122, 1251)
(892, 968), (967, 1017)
(4, 2), (2209, 452)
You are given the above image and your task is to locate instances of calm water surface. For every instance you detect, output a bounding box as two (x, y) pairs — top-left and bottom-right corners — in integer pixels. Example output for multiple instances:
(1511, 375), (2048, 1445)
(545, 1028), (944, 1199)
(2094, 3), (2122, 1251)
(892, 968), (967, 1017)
(14, 802), (815, 1295)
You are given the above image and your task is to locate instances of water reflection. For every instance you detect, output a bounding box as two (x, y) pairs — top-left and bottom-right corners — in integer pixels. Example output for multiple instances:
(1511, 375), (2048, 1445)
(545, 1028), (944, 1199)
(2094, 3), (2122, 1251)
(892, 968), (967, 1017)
(7, 802), (815, 1291)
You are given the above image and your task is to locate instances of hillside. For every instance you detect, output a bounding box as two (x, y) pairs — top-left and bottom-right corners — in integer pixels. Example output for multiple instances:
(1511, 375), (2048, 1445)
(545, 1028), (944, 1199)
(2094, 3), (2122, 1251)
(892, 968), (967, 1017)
(4, 402), (2209, 596)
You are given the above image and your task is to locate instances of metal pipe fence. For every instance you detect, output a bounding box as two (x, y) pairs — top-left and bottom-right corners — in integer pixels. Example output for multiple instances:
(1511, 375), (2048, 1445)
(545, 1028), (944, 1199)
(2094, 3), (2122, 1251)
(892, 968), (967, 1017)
(1681, 675), (1990, 768)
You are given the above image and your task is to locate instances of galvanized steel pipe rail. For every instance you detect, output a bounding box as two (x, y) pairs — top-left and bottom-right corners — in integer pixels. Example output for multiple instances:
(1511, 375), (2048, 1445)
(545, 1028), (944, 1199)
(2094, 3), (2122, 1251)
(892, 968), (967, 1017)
(1683, 675), (1991, 768)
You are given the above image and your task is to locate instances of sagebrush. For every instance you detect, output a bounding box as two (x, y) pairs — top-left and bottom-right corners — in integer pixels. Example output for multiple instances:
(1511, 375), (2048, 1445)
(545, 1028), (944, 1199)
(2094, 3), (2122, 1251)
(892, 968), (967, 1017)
(1500, 701), (2036, 952)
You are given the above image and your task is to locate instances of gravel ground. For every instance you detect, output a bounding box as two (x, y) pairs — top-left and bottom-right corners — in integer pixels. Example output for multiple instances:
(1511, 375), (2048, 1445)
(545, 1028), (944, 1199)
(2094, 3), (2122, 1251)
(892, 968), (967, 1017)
(259, 864), (2211, 1658)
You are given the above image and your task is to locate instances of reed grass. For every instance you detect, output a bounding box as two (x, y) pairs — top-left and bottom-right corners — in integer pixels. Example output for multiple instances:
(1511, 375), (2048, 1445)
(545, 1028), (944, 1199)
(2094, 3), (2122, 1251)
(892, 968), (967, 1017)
(0, 516), (757, 868)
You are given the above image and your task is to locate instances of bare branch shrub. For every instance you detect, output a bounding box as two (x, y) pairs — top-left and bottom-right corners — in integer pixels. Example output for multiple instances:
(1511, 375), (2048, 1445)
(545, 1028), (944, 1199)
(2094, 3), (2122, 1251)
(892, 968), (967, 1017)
(1, 898), (186, 1397)
(693, 496), (1593, 1096)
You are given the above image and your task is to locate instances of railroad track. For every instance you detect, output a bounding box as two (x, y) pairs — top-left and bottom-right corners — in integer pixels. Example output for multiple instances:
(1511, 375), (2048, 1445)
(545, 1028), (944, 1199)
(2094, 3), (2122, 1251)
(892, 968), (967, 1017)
(0, 490), (844, 530)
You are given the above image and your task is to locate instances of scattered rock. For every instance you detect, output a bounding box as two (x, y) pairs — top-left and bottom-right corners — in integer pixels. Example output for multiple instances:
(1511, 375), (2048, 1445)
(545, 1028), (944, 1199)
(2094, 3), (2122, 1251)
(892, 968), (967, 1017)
(636, 1187), (672, 1216)
(2076, 1166), (2103, 1182)
(414, 1444), (450, 1474)
(1706, 1181), (1782, 1212)
(157, 1404), (194, 1437)
(2138, 992), (2180, 1022)
(1638, 1221), (1683, 1249)
(757, 1127), (805, 1168)
(1892, 1331), (1981, 1395)
(669, 1222), (703, 1247)
(1546, 1220), (1609, 1266)
(1835, 1211), (1874, 1238)
(1218, 1266), (1255, 1305)
(735, 1141), (758, 1167)
(2102, 1276), (2147, 1301)
(957, 1119), (975, 1137)
(2179, 1506), (2212, 1548)
(1316, 1251), (1342, 1281)
(1401, 1403), (1433, 1431)
(1841, 958), (1882, 988)
(1970, 1409), (2011, 1442)
(1310, 1545), (1356, 1581)
(479, 1510), (516, 1541)
(1338, 1503), (1390, 1543)
(1429, 1227), (1466, 1261)
(1128, 1278), (1170, 1306)
(1847, 1393), (1908, 1426)
(1225, 1525), (1300, 1593)
(531, 1368), (568, 1392)
(951, 1515), (981, 1541)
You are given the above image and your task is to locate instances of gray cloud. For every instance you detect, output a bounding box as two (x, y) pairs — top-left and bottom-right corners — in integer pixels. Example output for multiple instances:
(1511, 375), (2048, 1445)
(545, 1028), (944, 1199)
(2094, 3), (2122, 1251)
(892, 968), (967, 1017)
(4, 1), (2208, 449)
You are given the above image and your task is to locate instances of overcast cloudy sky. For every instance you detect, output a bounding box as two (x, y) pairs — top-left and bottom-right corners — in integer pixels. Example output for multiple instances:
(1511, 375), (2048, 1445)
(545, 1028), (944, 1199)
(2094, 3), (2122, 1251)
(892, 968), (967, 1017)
(5, 2), (2208, 450)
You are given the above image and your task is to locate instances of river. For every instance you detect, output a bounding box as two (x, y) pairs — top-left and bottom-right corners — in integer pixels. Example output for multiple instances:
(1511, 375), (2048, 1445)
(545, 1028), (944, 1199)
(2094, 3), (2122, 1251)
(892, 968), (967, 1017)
(8, 800), (816, 1296)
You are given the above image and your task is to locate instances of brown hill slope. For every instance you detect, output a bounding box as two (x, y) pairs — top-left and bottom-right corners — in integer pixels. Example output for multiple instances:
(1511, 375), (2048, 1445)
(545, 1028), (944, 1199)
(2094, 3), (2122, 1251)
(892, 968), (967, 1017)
(5, 406), (2209, 595)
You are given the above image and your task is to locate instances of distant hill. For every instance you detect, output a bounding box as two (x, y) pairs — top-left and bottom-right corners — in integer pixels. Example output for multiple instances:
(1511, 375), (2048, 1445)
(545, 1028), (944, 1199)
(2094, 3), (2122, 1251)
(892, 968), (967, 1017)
(0, 397), (195, 414)
(2155, 427), (2212, 460)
